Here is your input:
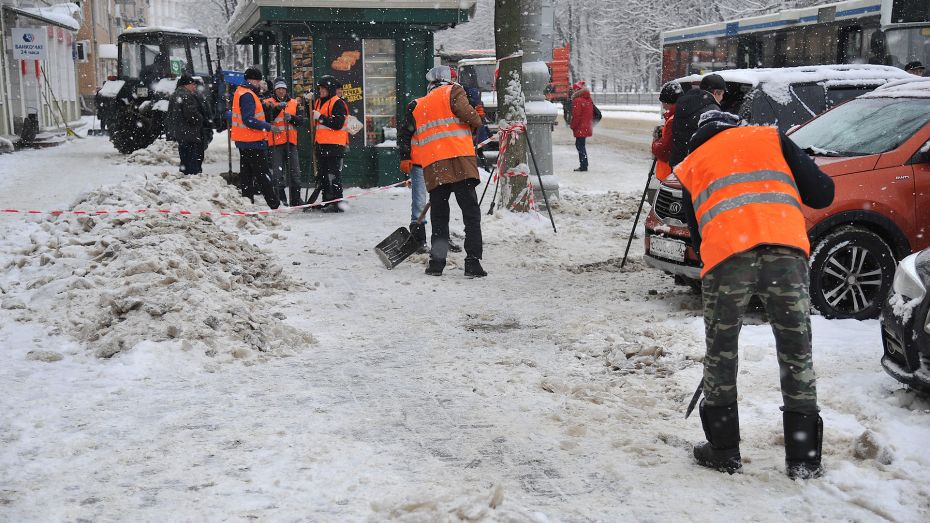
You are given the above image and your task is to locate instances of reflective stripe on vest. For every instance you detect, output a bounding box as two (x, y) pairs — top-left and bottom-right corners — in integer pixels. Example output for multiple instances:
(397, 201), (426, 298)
(411, 85), (475, 168)
(267, 98), (299, 146)
(231, 86), (266, 143)
(674, 126), (810, 277)
(314, 96), (349, 146)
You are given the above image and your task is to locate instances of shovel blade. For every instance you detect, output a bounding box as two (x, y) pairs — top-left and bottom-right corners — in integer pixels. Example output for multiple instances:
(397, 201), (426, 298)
(375, 227), (419, 269)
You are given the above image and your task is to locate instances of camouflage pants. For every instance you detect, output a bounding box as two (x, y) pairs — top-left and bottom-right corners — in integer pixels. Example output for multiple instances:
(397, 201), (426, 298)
(701, 246), (819, 414)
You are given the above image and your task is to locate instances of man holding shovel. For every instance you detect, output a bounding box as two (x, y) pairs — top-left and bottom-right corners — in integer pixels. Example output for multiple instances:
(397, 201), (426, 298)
(403, 66), (485, 277)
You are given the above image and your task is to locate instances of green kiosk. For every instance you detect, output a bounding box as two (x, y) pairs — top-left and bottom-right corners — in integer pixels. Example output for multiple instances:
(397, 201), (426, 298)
(227, 0), (477, 188)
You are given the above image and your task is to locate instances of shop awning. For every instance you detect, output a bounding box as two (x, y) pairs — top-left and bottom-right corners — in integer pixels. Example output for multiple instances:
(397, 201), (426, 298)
(228, 0), (477, 44)
(3, 3), (81, 32)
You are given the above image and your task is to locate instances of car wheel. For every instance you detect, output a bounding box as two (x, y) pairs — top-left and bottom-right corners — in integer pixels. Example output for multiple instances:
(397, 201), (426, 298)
(810, 226), (896, 320)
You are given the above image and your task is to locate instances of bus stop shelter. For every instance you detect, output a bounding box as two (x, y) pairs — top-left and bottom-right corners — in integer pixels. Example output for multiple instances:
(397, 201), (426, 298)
(227, 0), (477, 188)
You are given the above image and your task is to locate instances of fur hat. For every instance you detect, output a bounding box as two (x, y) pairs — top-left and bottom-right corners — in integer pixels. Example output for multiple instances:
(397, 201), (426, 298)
(244, 67), (263, 81)
(698, 110), (741, 128)
(426, 65), (454, 84)
(659, 81), (683, 104)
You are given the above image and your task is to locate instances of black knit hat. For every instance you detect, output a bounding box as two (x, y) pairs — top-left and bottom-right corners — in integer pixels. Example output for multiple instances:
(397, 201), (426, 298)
(700, 73), (726, 92)
(317, 75), (340, 92)
(177, 74), (195, 86)
(244, 67), (263, 81)
(659, 81), (683, 104)
(905, 61), (925, 72)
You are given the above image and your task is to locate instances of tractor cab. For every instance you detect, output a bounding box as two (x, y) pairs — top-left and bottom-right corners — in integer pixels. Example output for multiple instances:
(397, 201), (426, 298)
(98, 28), (220, 154)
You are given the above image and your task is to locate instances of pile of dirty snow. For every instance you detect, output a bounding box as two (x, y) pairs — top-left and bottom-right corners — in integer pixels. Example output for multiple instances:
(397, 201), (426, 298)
(369, 485), (549, 523)
(0, 172), (312, 360)
(112, 138), (232, 167)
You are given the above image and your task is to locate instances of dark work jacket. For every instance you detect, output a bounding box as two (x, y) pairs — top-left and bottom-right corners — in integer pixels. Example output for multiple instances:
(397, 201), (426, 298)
(669, 88), (720, 167)
(398, 100), (417, 162)
(681, 123), (836, 255)
(315, 94), (348, 158)
(167, 87), (207, 144)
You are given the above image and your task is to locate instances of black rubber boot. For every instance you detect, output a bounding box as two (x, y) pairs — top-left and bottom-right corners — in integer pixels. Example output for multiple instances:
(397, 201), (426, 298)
(410, 223), (428, 254)
(693, 400), (742, 474)
(784, 411), (824, 480)
(464, 257), (487, 278)
(425, 258), (445, 276)
(289, 186), (304, 207)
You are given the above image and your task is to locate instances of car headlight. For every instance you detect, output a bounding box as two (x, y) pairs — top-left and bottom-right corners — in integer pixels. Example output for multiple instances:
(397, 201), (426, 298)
(893, 253), (926, 301)
(136, 87), (149, 97)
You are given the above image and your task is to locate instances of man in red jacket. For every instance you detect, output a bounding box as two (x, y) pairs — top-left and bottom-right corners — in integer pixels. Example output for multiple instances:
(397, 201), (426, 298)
(569, 81), (593, 172)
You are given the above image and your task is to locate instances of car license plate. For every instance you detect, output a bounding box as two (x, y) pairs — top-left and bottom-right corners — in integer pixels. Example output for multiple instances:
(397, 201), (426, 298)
(649, 236), (686, 262)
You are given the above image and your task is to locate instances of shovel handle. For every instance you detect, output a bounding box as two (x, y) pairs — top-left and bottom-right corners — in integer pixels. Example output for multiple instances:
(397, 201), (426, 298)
(416, 203), (431, 225)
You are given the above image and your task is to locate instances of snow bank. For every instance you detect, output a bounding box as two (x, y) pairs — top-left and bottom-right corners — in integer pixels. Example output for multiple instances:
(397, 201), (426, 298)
(113, 138), (229, 167)
(0, 136), (13, 154)
(1, 172), (314, 360)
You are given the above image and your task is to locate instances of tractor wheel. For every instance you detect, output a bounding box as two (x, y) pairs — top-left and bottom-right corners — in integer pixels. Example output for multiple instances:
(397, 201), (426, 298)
(109, 107), (158, 154)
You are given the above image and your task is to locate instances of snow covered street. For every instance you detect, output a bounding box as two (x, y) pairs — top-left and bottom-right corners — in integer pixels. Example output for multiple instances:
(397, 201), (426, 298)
(1, 119), (929, 522)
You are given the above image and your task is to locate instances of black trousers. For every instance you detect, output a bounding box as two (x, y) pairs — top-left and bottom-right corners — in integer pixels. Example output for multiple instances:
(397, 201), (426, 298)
(178, 141), (203, 175)
(239, 148), (280, 209)
(316, 153), (344, 203)
(429, 179), (483, 261)
(575, 137), (588, 169)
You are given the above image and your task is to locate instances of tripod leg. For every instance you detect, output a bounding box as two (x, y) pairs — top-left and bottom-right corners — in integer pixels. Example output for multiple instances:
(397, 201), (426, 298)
(525, 135), (557, 233)
(620, 159), (657, 268)
(478, 165), (495, 207)
(487, 173), (501, 215)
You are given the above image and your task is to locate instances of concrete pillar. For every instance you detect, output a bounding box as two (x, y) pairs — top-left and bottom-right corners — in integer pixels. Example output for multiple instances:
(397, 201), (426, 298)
(521, 0), (559, 205)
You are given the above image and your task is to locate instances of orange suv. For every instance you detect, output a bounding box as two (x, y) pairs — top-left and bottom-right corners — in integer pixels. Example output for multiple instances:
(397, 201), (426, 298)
(644, 77), (930, 320)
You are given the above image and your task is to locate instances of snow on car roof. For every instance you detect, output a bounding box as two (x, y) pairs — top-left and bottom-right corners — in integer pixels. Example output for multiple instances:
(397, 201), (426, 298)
(676, 65), (913, 106)
(458, 58), (497, 66)
(861, 77), (930, 99)
(123, 26), (204, 36)
(676, 64), (911, 87)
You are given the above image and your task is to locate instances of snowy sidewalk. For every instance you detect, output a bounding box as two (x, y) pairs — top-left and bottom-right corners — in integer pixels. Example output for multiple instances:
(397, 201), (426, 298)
(0, 123), (928, 522)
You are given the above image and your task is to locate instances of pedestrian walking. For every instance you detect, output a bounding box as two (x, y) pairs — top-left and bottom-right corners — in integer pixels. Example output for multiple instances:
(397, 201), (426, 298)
(231, 67), (280, 209)
(669, 73), (725, 167)
(311, 75), (349, 212)
(166, 74), (210, 175)
(264, 77), (305, 207)
(675, 110), (835, 479)
(569, 81), (593, 172)
(905, 60), (925, 76)
(407, 65), (485, 277)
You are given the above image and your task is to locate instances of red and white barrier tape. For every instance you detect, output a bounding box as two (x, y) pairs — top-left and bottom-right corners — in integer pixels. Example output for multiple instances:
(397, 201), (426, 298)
(493, 122), (537, 212)
(0, 179), (409, 218)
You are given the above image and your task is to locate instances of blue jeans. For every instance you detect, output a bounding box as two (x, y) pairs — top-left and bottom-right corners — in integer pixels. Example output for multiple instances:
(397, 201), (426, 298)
(410, 165), (428, 224)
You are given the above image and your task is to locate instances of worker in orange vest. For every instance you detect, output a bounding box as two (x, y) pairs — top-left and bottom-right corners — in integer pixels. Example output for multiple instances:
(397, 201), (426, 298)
(230, 67), (280, 209)
(675, 110), (834, 479)
(311, 75), (349, 212)
(264, 77), (305, 207)
(403, 65), (485, 277)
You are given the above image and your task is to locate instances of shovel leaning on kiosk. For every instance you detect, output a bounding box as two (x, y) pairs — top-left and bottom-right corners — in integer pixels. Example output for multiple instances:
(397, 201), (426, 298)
(374, 203), (431, 269)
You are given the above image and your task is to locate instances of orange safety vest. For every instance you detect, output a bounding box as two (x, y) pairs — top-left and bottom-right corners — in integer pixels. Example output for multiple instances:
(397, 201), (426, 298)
(674, 126), (809, 277)
(655, 115), (674, 182)
(230, 86), (266, 143)
(266, 98), (299, 146)
(313, 96), (349, 146)
(411, 85), (475, 168)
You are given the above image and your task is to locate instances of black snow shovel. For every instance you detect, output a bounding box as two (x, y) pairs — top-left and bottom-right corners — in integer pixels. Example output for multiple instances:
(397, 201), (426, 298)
(375, 203), (431, 269)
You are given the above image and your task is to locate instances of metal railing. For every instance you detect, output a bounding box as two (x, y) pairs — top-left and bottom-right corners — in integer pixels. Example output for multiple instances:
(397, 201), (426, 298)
(590, 92), (660, 106)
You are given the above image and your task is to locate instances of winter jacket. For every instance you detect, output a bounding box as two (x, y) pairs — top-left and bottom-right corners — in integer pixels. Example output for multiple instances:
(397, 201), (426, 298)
(166, 87), (208, 144)
(680, 122), (835, 257)
(652, 105), (675, 181)
(669, 88), (720, 167)
(314, 94), (349, 158)
(400, 83), (482, 192)
(570, 88), (594, 138)
(234, 83), (273, 150)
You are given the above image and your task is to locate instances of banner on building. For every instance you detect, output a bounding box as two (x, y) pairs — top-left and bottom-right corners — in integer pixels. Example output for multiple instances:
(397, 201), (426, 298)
(12, 27), (49, 60)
